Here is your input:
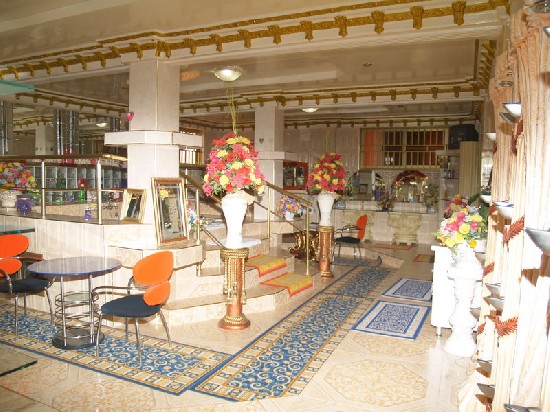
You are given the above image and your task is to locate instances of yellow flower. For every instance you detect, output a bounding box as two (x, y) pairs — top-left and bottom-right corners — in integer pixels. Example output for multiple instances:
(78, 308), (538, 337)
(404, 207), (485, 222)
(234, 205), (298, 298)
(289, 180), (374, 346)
(220, 175), (229, 186)
(244, 158), (254, 167)
(232, 161), (243, 170)
(471, 215), (482, 222)
(459, 223), (470, 234)
(226, 137), (236, 144)
(323, 174), (330, 181)
(469, 240), (477, 248)
(454, 233), (464, 243)
(444, 238), (455, 248)
(217, 149), (228, 158)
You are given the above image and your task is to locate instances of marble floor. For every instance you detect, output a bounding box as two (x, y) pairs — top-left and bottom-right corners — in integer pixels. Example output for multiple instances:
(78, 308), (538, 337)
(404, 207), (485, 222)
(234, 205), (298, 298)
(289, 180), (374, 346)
(0, 243), (473, 411)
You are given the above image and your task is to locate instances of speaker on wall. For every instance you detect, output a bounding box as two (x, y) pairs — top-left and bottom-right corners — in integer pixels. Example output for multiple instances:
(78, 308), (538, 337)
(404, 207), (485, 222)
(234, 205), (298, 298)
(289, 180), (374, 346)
(448, 124), (479, 149)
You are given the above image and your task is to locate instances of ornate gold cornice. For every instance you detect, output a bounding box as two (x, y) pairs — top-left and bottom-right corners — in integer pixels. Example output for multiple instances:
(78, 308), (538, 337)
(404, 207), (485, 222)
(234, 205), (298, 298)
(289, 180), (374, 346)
(181, 114), (479, 132)
(12, 89), (126, 117)
(180, 82), (483, 114)
(0, 0), (509, 80)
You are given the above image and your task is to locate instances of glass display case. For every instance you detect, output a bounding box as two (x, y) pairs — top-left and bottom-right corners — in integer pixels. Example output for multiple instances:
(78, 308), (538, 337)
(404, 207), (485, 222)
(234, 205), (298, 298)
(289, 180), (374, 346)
(283, 161), (308, 190)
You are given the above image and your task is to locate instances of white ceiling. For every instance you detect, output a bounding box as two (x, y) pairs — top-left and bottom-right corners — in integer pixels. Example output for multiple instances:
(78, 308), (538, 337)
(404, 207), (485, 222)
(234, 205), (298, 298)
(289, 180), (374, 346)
(0, 0), (510, 132)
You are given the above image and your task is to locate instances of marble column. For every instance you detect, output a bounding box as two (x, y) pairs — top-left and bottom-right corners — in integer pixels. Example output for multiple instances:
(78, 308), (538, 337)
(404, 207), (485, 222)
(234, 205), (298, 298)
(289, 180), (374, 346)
(105, 59), (201, 226)
(254, 104), (290, 220)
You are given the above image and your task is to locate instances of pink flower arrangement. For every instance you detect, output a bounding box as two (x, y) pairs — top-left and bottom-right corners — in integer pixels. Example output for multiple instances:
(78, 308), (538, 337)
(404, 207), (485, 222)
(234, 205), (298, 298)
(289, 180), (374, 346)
(443, 195), (468, 218)
(276, 195), (302, 217)
(203, 132), (266, 197)
(305, 152), (346, 194)
(0, 162), (36, 190)
(435, 200), (487, 252)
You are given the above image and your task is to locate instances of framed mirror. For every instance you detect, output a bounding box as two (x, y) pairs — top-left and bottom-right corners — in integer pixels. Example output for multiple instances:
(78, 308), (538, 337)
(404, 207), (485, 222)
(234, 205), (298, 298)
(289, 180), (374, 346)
(120, 189), (146, 222)
(151, 177), (188, 245)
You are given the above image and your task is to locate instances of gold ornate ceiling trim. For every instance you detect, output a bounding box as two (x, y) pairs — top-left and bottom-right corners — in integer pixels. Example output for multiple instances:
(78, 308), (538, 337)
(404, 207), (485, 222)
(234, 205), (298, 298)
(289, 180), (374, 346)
(0, 0), (508, 80)
(181, 84), (482, 113)
(99, 0), (423, 42)
(13, 90), (127, 116)
(181, 114), (479, 131)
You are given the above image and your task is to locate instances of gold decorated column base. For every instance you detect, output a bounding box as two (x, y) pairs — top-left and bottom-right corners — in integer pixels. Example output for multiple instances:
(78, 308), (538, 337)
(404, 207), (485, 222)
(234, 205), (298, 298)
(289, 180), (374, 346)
(318, 225), (334, 278)
(219, 247), (251, 330)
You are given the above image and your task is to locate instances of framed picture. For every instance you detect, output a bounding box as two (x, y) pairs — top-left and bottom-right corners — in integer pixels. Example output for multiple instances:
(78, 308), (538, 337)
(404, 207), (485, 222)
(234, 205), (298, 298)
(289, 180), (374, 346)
(151, 177), (188, 245)
(120, 189), (146, 223)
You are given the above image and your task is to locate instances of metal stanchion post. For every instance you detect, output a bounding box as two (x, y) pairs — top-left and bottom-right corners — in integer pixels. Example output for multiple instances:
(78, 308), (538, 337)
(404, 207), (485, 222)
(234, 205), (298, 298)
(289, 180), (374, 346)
(318, 225), (334, 278)
(219, 247), (251, 330)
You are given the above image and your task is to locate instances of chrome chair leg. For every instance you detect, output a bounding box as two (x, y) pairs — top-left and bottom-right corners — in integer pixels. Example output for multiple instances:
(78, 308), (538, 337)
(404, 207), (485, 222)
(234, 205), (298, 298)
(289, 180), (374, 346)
(45, 289), (54, 324)
(95, 313), (104, 357)
(159, 310), (171, 345)
(134, 319), (142, 366)
(14, 294), (19, 335)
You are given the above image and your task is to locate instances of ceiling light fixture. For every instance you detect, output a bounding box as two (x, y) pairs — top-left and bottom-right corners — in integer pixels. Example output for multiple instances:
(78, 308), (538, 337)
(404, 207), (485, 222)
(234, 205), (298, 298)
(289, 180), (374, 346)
(486, 132), (497, 141)
(544, 26), (550, 36)
(503, 102), (522, 118)
(96, 122), (108, 128)
(212, 66), (243, 82)
(500, 112), (517, 124)
(302, 107), (318, 113)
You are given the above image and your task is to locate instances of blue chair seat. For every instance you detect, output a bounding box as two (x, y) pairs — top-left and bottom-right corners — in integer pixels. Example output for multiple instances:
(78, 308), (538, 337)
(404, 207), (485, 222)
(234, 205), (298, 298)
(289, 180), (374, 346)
(0, 278), (50, 294)
(336, 236), (361, 244)
(101, 294), (161, 319)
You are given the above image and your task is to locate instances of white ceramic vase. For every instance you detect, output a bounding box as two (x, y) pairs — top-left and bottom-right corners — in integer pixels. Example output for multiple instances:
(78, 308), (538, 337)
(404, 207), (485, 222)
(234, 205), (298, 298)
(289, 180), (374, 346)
(1, 190), (17, 208)
(317, 191), (335, 226)
(221, 190), (248, 248)
(284, 211), (294, 221)
(444, 243), (483, 357)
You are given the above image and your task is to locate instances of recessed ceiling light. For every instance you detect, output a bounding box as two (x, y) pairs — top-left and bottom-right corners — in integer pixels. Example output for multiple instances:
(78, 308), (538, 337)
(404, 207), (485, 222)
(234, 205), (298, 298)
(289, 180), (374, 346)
(302, 108), (318, 113)
(96, 122), (108, 128)
(212, 66), (243, 82)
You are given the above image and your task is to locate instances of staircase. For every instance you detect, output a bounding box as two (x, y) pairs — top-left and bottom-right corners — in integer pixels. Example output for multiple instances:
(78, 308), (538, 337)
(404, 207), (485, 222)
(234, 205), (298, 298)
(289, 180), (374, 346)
(163, 219), (316, 324)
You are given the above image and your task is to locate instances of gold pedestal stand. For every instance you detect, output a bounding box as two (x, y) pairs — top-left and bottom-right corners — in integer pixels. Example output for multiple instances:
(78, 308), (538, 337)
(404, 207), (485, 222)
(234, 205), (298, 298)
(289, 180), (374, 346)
(318, 225), (334, 278)
(219, 247), (251, 330)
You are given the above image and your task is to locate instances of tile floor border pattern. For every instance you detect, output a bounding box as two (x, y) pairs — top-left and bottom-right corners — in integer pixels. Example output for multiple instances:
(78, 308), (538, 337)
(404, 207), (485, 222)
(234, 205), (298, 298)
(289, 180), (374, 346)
(190, 264), (393, 402)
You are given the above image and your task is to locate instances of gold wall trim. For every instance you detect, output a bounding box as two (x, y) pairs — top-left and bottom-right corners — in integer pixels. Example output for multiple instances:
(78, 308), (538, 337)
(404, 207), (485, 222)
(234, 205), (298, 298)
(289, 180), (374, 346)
(0, 0), (508, 80)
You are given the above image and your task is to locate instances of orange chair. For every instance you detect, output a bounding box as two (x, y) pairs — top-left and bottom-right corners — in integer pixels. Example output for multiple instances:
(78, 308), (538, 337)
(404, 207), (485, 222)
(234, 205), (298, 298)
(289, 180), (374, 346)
(332, 214), (368, 259)
(0, 234), (53, 335)
(94, 251), (174, 365)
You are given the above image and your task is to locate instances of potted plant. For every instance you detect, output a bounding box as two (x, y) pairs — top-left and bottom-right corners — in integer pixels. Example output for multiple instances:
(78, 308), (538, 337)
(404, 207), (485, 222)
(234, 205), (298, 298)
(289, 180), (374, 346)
(202, 132), (266, 248)
(377, 193), (395, 211)
(276, 195), (303, 221)
(0, 162), (37, 208)
(305, 152), (346, 226)
(434, 200), (487, 254)
(421, 183), (439, 213)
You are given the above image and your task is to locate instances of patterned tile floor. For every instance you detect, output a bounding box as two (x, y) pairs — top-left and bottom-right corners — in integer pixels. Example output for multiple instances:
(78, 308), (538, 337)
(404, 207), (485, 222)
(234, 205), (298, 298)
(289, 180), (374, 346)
(0, 243), (471, 411)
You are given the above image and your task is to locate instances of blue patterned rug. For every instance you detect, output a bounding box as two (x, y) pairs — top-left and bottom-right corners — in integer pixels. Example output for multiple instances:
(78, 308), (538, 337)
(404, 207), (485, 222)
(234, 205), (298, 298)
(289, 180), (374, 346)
(381, 277), (432, 302)
(352, 300), (430, 340)
(190, 264), (391, 401)
(0, 305), (230, 395)
(0, 262), (390, 400)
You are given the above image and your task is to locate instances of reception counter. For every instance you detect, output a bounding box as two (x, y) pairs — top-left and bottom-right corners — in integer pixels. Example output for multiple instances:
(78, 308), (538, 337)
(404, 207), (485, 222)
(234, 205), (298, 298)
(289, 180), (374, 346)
(332, 200), (439, 245)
